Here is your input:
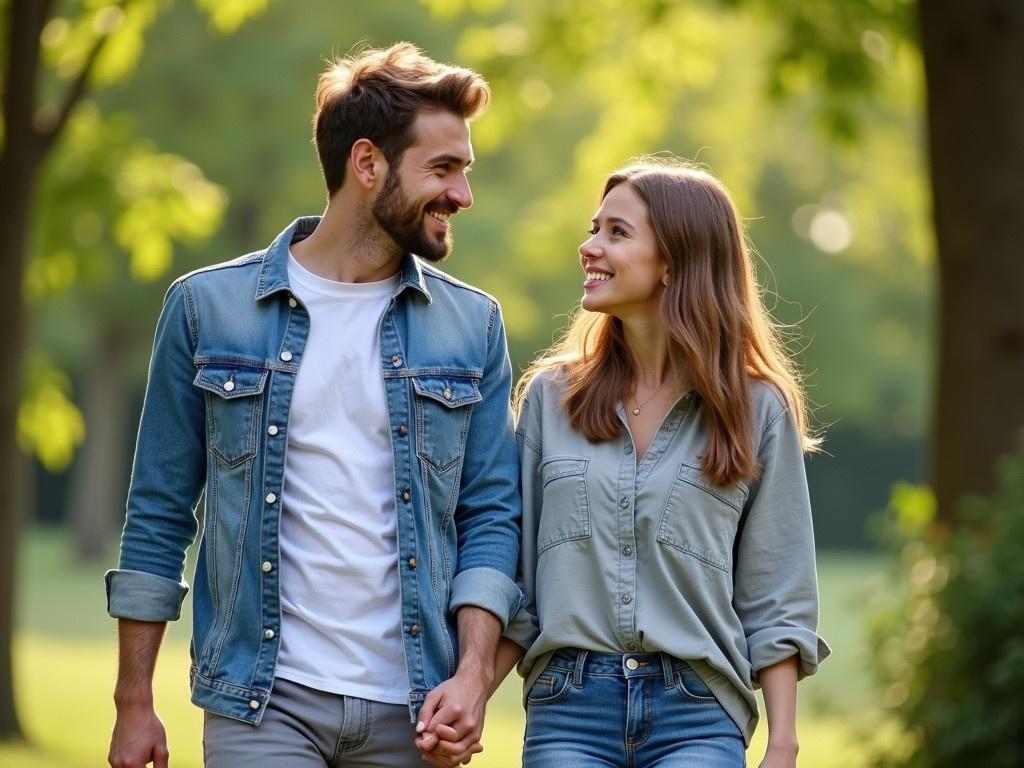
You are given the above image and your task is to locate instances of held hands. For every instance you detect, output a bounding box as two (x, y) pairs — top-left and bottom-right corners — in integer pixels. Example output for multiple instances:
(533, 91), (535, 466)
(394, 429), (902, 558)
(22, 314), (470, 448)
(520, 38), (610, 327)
(108, 702), (170, 768)
(414, 671), (488, 766)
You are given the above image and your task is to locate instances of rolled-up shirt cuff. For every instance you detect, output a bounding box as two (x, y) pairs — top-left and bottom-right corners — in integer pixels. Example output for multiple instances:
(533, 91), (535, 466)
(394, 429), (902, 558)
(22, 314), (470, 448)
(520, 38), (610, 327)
(105, 568), (189, 622)
(747, 626), (832, 684)
(449, 567), (523, 630)
(503, 605), (538, 650)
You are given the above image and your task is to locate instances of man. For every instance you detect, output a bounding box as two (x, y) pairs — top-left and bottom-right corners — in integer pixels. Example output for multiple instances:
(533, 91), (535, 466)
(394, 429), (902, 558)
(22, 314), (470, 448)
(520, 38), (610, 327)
(106, 43), (521, 768)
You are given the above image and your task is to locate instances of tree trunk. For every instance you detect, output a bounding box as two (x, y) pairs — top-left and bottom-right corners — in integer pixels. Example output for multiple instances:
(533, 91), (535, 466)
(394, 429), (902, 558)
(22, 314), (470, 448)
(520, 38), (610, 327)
(67, 327), (129, 561)
(0, 153), (36, 743)
(920, 0), (1024, 522)
(0, 0), (52, 742)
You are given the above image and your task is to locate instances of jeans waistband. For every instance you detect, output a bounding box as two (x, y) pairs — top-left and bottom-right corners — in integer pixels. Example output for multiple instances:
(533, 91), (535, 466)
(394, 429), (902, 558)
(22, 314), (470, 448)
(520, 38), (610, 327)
(545, 648), (695, 687)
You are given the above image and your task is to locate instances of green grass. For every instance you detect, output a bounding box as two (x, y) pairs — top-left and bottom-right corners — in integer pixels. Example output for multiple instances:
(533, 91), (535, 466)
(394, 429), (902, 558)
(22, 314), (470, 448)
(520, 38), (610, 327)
(4, 528), (898, 767)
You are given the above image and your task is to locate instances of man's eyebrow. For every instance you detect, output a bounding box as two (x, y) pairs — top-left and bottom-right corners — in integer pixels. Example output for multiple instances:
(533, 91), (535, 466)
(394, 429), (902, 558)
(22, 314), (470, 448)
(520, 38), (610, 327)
(426, 153), (474, 168)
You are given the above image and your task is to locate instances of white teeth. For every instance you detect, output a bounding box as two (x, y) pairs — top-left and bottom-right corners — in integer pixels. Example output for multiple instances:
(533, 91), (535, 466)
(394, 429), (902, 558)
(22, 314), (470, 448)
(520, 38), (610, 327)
(428, 211), (450, 222)
(586, 271), (611, 281)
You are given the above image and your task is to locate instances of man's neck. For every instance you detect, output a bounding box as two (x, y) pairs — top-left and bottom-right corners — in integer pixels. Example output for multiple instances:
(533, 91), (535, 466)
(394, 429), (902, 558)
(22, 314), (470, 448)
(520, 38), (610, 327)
(291, 193), (403, 283)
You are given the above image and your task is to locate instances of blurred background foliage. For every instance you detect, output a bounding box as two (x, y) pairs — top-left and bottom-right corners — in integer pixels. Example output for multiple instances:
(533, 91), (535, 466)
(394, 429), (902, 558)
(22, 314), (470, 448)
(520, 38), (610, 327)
(23, 0), (928, 554)
(18, 0), (1015, 766)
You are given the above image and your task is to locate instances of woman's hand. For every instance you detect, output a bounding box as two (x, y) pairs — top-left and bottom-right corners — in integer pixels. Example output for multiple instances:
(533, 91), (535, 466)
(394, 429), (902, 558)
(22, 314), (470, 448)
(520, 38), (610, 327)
(758, 740), (798, 768)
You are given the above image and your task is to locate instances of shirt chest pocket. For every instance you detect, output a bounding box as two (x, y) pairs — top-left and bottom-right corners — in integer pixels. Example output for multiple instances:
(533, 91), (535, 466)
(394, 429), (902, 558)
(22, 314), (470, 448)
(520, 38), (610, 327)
(656, 462), (747, 572)
(412, 375), (482, 473)
(193, 364), (268, 467)
(537, 456), (591, 554)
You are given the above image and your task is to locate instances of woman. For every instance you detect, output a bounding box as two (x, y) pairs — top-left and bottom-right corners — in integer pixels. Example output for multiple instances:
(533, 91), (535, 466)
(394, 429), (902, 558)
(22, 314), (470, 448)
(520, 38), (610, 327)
(498, 159), (830, 767)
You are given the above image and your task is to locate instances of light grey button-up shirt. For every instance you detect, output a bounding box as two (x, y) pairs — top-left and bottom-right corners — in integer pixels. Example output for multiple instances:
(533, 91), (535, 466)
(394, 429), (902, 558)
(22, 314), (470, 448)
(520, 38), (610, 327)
(506, 369), (830, 744)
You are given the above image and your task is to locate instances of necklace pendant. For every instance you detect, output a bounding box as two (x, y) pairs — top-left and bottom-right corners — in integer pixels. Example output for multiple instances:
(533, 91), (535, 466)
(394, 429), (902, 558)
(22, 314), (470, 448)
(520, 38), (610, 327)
(632, 407), (641, 415)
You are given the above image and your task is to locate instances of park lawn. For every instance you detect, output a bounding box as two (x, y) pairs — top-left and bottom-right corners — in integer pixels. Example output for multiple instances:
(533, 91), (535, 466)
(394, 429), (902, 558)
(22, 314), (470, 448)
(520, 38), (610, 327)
(2, 529), (898, 767)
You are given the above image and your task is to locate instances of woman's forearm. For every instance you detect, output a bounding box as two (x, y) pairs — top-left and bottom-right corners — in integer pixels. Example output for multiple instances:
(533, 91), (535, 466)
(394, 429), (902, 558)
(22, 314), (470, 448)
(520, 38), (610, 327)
(490, 637), (526, 697)
(759, 654), (799, 753)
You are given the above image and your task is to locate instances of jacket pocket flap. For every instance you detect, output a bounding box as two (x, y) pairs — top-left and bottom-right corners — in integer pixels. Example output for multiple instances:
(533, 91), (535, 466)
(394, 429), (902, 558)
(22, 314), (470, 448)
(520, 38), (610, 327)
(193, 364), (268, 399)
(411, 375), (481, 408)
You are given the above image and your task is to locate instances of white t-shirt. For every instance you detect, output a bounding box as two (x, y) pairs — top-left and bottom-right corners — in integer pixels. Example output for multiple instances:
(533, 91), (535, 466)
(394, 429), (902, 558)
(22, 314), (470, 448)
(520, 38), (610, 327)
(274, 253), (407, 704)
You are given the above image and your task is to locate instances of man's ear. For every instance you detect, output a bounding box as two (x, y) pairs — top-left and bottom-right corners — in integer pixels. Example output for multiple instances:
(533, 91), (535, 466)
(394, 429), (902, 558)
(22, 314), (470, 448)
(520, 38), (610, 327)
(350, 139), (386, 189)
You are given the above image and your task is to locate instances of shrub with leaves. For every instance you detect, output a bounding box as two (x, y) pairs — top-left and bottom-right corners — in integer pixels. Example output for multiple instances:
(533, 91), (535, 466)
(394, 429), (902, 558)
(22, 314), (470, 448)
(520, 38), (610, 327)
(870, 446), (1024, 767)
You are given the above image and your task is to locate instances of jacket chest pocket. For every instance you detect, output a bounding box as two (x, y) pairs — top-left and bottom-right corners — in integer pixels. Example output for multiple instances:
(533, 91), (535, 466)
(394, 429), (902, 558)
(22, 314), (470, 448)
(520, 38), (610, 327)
(412, 375), (481, 474)
(194, 364), (268, 467)
(657, 463), (747, 572)
(538, 456), (591, 553)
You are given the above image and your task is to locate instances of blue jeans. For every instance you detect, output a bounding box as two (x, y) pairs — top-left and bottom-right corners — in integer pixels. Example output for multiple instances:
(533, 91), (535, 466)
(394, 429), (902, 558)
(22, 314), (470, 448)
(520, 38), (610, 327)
(523, 649), (746, 768)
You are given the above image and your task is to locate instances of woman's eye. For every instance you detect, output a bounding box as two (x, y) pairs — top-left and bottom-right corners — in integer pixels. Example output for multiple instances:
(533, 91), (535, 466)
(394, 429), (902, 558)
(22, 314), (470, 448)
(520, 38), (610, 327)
(587, 226), (599, 235)
(612, 226), (626, 236)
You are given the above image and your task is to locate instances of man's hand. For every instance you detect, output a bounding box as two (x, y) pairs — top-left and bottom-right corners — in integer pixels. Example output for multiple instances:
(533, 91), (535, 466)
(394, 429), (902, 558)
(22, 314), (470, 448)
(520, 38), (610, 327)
(108, 702), (169, 768)
(414, 671), (487, 766)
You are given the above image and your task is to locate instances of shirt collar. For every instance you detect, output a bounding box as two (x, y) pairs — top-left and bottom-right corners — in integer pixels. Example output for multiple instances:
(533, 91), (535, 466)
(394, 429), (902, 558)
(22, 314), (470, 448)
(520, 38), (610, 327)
(254, 215), (432, 303)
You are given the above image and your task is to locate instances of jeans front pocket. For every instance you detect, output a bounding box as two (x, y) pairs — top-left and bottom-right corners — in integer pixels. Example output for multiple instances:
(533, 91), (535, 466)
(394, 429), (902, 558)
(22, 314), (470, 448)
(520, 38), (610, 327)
(193, 364), (268, 467)
(526, 666), (573, 706)
(538, 456), (591, 553)
(672, 663), (718, 703)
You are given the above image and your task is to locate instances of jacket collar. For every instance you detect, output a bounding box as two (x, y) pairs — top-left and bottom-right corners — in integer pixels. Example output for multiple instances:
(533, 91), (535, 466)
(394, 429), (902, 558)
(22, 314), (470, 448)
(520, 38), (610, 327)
(254, 216), (432, 303)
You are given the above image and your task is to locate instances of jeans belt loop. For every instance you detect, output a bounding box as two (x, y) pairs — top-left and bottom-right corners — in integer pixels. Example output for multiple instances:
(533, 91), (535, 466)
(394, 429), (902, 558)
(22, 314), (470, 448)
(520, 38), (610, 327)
(660, 652), (675, 688)
(572, 649), (588, 687)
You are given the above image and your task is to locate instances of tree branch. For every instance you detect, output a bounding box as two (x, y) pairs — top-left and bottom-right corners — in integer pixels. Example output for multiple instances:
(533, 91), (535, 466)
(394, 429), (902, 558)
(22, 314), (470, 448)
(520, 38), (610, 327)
(38, 0), (133, 153)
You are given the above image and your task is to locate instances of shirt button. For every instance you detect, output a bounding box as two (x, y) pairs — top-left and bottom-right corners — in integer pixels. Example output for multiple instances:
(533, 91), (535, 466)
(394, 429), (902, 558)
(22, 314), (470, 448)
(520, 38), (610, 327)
(267, 425), (279, 436)
(261, 561), (273, 573)
(409, 624), (420, 636)
(280, 350), (293, 362)
(443, 387), (452, 401)
(402, 490), (411, 502)
(288, 297), (298, 308)
(626, 642), (638, 651)
(223, 380), (235, 393)
(622, 545), (633, 556)
(263, 629), (275, 640)
(408, 557), (417, 569)
(392, 355), (402, 367)
(621, 593), (633, 604)
(619, 496), (630, 509)
(624, 444), (633, 455)
(398, 425), (408, 436)
(625, 658), (640, 671)
(265, 493), (277, 504)
(249, 700), (261, 710)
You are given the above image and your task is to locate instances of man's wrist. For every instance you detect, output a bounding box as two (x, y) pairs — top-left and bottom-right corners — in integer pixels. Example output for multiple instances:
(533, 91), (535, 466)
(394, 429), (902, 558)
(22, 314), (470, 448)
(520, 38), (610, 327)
(454, 657), (495, 691)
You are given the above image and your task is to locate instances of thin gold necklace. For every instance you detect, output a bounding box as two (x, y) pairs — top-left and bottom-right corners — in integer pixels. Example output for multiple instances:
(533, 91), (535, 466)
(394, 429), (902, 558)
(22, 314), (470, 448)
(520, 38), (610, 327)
(630, 379), (671, 416)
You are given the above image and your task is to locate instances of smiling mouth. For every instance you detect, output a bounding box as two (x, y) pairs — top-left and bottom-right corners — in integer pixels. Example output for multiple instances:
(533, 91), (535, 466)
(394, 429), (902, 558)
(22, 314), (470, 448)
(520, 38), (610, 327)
(584, 271), (612, 284)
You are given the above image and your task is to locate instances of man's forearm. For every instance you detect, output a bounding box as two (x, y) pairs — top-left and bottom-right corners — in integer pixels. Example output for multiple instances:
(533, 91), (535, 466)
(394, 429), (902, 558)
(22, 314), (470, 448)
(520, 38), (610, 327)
(114, 619), (167, 705)
(454, 606), (501, 690)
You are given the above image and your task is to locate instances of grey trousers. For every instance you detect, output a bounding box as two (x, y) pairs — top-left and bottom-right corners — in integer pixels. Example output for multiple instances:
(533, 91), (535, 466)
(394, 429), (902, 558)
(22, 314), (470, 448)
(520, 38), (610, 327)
(203, 677), (422, 767)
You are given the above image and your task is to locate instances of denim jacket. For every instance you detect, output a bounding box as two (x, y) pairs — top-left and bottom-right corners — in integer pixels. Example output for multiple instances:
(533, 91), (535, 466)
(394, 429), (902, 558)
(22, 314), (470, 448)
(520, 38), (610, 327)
(105, 216), (523, 724)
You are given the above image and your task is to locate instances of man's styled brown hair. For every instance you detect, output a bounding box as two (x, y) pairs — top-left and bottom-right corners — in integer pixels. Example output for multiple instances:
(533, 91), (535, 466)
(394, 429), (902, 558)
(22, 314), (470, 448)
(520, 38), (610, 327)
(313, 42), (490, 195)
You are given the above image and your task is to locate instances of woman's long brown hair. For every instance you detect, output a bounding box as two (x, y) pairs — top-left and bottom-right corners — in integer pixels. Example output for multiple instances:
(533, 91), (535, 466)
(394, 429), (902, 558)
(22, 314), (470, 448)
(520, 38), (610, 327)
(515, 159), (819, 486)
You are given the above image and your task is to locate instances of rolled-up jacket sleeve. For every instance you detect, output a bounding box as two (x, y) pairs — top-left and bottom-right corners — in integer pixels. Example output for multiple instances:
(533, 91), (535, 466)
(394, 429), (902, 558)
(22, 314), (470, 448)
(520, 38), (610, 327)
(733, 406), (831, 684)
(447, 302), (524, 629)
(105, 280), (206, 622)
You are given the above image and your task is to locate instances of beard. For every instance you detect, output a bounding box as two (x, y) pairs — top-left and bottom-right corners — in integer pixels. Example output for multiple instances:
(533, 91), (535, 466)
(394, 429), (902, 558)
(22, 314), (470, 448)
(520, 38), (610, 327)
(372, 168), (454, 262)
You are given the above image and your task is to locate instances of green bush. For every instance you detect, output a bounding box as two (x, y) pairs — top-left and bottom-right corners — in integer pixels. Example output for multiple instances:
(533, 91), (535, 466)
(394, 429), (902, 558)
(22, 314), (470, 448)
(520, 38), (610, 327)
(870, 448), (1024, 767)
